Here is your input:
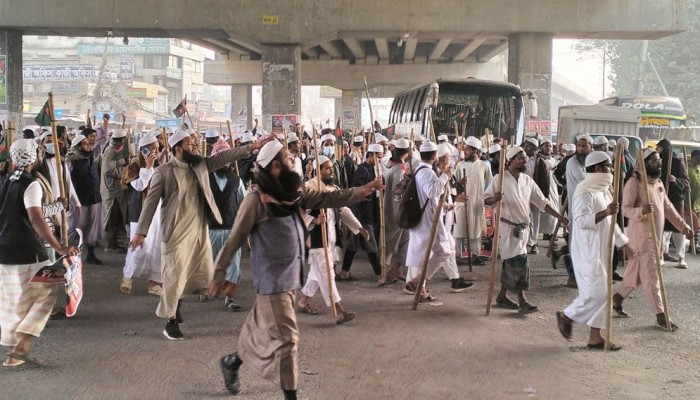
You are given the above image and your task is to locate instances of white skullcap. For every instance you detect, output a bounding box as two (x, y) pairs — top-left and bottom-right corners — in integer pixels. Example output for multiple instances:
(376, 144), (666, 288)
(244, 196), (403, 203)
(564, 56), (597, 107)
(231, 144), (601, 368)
(39, 130), (52, 141)
(618, 137), (629, 150)
(287, 133), (299, 144)
(256, 140), (284, 168)
(71, 134), (87, 148)
(437, 134), (449, 142)
(437, 143), (451, 158)
(233, 133), (243, 141)
(488, 144), (501, 154)
(10, 139), (38, 168)
(465, 136), (481, 149)
(540, 138), (552, 146)
(368, 143), (384, 153)
(394, 138), (410, 149)
(321, 133), (336, 143)
(168, 128), (190, 148)
(593, 136), (608, 146)
(576, 134), (593, 143)
(313, 155), (330, 170)
(585, 151), (611, 168)
(276, 133), (286, 141)
(374, 133), (387, 143)
(388, 139), (396, 147)
(240, 133), (256, 144)
(353, 136), (364, 143)
(608, 139), (616, 149)
(112, 129), (127, 139)
(205, 129), (219, 138)
(419, 141), (438, 152)
(524, 137), (539, 147)
(562, 143), (576, 152)
(414, 134), (425, 141)
(643, 148), (657, 160)
(138, 133), (158, 148)
(506, 146), (525, 160)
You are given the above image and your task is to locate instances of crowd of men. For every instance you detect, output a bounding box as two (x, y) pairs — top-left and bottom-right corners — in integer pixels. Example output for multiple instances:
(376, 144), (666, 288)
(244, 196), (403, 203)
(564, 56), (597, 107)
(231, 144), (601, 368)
(1, 115), (699, 399)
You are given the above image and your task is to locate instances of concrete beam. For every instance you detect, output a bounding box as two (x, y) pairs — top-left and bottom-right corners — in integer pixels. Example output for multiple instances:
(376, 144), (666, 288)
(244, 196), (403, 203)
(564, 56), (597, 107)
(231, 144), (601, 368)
(454, 37), (486, 61)
(202, 38), (248, 54)
(428, 38), (452, 62)
(374, 38), (389, 60)
(319, 41), (343, 59)
(343, 38), (365, 59)
(478, 40), (509, 62)
(402, 38), (418, 63)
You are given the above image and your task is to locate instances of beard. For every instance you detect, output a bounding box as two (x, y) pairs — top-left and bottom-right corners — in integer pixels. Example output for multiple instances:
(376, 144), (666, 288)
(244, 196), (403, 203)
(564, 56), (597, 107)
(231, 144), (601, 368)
(517, 164), (527, 172)
(278, 162), (303, 193)
(322, 176), (334, 186)
(182, 148), (204, 165)
(647, 164), (662, 178)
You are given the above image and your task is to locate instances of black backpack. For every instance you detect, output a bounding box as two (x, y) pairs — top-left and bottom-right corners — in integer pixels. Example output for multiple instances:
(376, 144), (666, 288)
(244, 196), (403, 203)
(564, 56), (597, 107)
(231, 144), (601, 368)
(393, 166), (430, 229)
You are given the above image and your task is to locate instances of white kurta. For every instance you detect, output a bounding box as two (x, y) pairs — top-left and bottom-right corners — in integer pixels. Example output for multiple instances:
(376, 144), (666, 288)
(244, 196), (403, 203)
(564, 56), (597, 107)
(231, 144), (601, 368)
(484, 171), (549, 260)
(123, 167), (162, 281)
(406, 162), (451, 268)
(454, 159), (493, 239)
(564, 189), (628, 328)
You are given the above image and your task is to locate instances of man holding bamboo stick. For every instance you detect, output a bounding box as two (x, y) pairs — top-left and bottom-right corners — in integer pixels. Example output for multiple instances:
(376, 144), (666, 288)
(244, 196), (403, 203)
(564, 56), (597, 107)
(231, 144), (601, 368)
(100, 128), (128, 253)
(485, 146), (568, 313)
(613, 148), (692, 331)
(556, 152), (630, 350)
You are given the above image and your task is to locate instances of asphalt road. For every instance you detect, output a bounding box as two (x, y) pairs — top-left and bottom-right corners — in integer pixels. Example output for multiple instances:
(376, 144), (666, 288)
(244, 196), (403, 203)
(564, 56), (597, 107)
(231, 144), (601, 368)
(3, 239), (700, 400)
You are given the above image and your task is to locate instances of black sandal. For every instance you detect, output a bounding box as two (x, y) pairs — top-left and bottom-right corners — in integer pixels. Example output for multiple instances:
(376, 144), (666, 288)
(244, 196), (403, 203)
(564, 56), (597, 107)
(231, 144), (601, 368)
(297, 304), (319, 315)
(587, 342), (622, 351)
(556, 311), (572, 340)
(519, 303), (539, 314)
(495, 296), (519, 310)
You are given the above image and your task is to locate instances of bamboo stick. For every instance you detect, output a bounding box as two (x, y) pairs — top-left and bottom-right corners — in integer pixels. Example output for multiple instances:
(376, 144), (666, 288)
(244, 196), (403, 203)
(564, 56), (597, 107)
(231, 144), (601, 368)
(455, 121), (473, 272)
(226, 120), (240, 176)
(682, 146), (696, 255)
(161, 127), (170, 162)
(546, 198), (568, 259)
(485, 140), (508, 316)
(637, 149), (673, 331)
(7, 120), (14, 172)
(363, 76), (376, 144)
(48, 93), (69, 246)
(184, 94), (195, 129)
(312, 124), (337, 317)
(605, 144), (624, 352)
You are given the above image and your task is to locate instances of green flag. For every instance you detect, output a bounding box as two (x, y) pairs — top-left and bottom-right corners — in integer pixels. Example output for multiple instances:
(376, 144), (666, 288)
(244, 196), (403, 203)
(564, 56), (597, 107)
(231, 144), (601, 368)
(35, 100), (51, 126)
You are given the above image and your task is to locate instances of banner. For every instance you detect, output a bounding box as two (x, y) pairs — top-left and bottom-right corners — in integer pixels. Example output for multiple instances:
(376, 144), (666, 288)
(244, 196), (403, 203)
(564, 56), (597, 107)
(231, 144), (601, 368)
(24, 64), (95, 82)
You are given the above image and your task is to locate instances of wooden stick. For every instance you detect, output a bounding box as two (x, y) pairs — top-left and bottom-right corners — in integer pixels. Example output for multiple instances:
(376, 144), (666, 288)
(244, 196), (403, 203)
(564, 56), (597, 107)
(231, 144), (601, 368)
(312, 124), (337, 317)
(664, 146), (673, 192)
(184, 95), (195, 129)
(485, 140), (508, 316)
(48, 93), (69, 246)
(376, 144), (386, 279)
(546, 197), (568, 258)
(7, 120), (14, 171)
(363, 76), (376, 143)
(454, 122), (473, 271)
(682, 146), (696, 255)
(125, 126), (132, 162)
(226, 120), (240, 176)
(605, 144), (624, 352)
(637, 149), (673, 331)
(86, 109), (92, 128)
(283, 127), (289, 148)
(161, 127), (170, 162)
(412, 178), (450, 310)
(408, 128), (415, 171)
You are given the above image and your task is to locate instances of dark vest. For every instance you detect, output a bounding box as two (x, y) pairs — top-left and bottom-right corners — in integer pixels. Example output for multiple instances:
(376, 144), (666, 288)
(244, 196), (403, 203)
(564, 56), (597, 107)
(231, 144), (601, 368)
(0, 172), (49, 264)
(308, 208), (341, 249)
(69, 156), (101, 206)
(127, 185), (144, 224)
(208, 170), (242, 229)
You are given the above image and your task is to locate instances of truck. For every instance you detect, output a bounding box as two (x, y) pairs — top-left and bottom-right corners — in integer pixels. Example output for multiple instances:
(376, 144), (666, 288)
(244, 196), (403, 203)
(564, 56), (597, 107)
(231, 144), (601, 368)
(557, 104), (643, 154)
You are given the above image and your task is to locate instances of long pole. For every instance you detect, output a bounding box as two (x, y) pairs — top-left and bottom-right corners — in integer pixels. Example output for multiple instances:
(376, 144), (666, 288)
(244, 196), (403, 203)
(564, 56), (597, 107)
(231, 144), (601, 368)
(48, 92), (69, 246)
(664, 147), (673, 192)
(363, 76), (376, 143)
(312, 124), (337, 317)
(456, 121), (472, 272)
(408, 128), (415, 171)
(86, 108), (92, 128)
(637, 149), (672, 331)
(226, 120), (240, 176)
(683, 146), (696, 255)
(161, 127), (170, 162)
(184, 95), (195, 129)
(604, 144), (623, 352)
(7, 120), (14, 171)
(485, 141), (508, 316)
(546, 198), (568, 259)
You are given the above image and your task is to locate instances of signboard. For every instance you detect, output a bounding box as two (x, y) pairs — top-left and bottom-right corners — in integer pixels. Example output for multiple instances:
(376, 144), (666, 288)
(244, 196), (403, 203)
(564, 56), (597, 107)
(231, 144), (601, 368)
(197, 100), (212, 112)
(342, 108), (356, 128)
(23, 64), (95, 82)
(525, 120), (552, 140)
(77, 40), (170, 55)
(95, 112), (117, 121)
(126, 87), (148, 98)
(0, 55), (6, 104)
(155, 118), (182, 130)
(54, 109), (65, 119)
(120, 55), (134, 85)
(262, 15), (279, 25)
(640, 116), (671, 127)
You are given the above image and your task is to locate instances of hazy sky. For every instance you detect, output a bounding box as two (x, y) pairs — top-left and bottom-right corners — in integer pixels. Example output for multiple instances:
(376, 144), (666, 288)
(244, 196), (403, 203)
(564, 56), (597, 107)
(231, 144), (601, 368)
(553, 39), (612, 101)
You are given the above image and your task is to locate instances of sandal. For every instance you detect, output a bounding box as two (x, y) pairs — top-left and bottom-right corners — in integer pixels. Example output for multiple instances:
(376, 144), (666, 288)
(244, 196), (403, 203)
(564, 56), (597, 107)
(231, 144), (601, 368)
(336, 312), (356, 325)
(378, 277), (397, 287)
(148, 284), (163, 296)
(556, 311), (573, 340)
(656, 318), (679, 332)
(612, 294), (630, 318)
(2, 358), (25, 367)
(297, 304), (319, 315)
(419, 293), (438, 303)
(335, 274), (357, 282)
(519, 303), (539, 314)
(120, 277), (132, 294)
(6, 352), (44, 367)
(495, 296), (520, 310)
(587, 342), (622, 351)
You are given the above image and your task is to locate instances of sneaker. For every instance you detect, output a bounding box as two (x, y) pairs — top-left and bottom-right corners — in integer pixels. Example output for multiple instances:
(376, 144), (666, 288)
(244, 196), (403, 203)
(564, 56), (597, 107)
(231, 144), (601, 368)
(542, 233), (552, 241)
(219, 354), (241, 395)
(163, 320), (184, 341)
(224, 297), (242, 311)
(676, 258), (688, 269)
(471, 255), (486, 266)
(612, 271), (624, 281)
(663, 253), (679, 263)
(528, 244), (539, 255)
(403, 282), (417, 295)
(450, 278), (474, 293)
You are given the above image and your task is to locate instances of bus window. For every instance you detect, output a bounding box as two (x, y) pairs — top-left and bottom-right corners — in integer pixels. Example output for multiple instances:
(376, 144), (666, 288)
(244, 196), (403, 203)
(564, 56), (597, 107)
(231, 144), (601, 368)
(405, 90), (419, 122)
(413, 89), (427, 122)
(396, 95), (406, 124)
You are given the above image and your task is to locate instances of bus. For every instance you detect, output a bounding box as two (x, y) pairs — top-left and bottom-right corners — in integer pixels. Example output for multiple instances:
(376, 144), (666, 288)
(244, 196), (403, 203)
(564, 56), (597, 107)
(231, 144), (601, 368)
(387, 78), (537, 145)
(598, 96), (687, 141)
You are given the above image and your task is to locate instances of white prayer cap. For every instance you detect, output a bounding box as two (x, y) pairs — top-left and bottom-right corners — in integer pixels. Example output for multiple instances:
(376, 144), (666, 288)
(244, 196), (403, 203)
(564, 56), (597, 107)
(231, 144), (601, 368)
(388, 139), (396, 147)
(608, 139), (617, 149)
(139, 133), (158, 148)
(233, 133), (243, 141)
(71, 134), (87, 148)
(576, 134), (593, 143)
(437, 143), (451, 158)
(276, 133), (286, 141)
(256, 140), (285, 168)
(313, 155), (330, 170)
(540, 138), (552, 146)
(240, 133), (256, 144)
(394, 138), (410, 149)
(585, 151), (611, 168)
(414, 134), (425, 141)
(374, 133), (388, 144)
(465, 136), (481, 149)
(437, 134), (448, 142)
(353, 135), (364, 144)
(205, 129), (219, 138)
(593, 136), (608, 146)
(642, 148), (657, 160)
(562, 143), (576, 152)
(524, 137), (539, 147)
(488, 144), (501, 154)
(287, 133), (299, 144)
(321, 133), (336, 143)
(112, 129), (127, 139)
(419, 141), (438, 152)
(506, 146), (525, 160)
(618, 137), (629, 150)
(168, 128), (190, 148)
(39, 130), (52, 141)
(368, 143), (384, 153)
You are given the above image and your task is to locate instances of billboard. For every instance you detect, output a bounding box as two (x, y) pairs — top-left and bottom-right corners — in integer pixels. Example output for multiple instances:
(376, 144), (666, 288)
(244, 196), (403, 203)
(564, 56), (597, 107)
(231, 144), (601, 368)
(23, 64), (95, 82)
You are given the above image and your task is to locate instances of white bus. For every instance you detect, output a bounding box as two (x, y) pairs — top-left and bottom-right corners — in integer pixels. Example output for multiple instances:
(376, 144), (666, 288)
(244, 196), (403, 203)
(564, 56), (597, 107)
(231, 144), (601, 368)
(387, 78), (537, 145)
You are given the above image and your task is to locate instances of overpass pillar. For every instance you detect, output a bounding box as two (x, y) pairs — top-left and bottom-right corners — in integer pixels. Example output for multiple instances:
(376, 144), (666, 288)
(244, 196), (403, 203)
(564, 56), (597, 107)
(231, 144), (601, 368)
(230, 84), (253, 130)
(0, 30), (22, 120)
(507, 33), (553, 123)
(261, 45), (301, 132)
(335, 90), (362, 132)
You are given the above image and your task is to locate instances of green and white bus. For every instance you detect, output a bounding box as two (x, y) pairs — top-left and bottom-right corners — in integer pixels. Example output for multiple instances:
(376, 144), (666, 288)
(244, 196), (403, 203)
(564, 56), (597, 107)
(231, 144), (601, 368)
(599, 96), (687, 141)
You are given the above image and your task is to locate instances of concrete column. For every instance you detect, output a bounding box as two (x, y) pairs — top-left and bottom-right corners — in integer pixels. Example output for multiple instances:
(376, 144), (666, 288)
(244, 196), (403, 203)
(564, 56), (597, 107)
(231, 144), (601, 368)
(507, 33), (553, 122)
(0, 30), (22, 120)
(230, 84), (253, 129)
(340, 90), (361, 132)
(261, 45), (301, 132)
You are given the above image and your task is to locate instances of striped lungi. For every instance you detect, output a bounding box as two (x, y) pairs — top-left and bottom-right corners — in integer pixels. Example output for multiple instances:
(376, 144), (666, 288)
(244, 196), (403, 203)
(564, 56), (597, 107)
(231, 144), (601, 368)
(0, 262), (58, 347)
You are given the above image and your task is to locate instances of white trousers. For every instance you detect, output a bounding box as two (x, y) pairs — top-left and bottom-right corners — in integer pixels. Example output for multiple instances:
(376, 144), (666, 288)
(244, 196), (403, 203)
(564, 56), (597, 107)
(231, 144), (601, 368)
(662, 231), (687, 259)
(301, 248), (341, 307)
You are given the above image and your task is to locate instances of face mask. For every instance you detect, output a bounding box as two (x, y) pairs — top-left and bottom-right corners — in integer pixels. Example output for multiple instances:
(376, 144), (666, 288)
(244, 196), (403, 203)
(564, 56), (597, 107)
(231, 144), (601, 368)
(45, 143), (55, 155)
(323, 146), (335, 157)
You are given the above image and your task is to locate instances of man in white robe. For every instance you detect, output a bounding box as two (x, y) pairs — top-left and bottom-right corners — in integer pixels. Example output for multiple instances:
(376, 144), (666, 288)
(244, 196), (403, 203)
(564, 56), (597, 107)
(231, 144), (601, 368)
(485, 146), (568, 313)
(556, 152), (629, 351)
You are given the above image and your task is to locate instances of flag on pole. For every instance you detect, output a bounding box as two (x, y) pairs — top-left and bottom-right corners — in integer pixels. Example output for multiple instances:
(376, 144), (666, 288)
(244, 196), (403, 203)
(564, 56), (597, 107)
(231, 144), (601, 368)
(0, 135), (8, 162)
(335, 118), (342, 138)
(172, 99), (187, 118)
(35, 100), (51, 126)
(449, 110), (468, 122)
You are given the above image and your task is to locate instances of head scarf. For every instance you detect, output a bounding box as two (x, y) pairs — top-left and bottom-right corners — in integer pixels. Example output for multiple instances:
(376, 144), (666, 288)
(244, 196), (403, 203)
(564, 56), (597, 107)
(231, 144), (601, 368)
(9, 139), (38, 181)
